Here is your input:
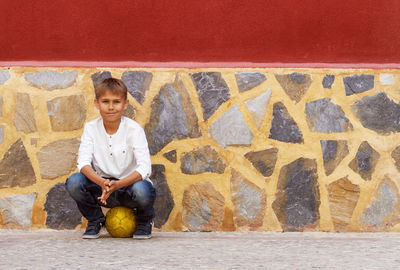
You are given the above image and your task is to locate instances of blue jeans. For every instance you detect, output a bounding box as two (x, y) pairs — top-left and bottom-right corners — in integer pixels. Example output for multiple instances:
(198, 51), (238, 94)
(65, 173), (156, 224)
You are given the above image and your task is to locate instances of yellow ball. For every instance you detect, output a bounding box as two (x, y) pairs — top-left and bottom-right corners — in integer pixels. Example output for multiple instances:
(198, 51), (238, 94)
(105, 206), (136, 238)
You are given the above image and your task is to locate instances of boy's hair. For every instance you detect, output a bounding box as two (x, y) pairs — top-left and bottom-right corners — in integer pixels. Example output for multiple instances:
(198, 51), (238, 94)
(95, 78), (128, 100)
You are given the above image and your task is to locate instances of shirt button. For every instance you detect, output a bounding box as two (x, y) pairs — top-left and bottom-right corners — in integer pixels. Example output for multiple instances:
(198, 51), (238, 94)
(110, 153), (112, 156)
(109, 145), (112, 147)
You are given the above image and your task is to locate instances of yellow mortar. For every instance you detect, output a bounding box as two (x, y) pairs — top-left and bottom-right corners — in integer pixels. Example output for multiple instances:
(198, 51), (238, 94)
(0, 67), (399, 232)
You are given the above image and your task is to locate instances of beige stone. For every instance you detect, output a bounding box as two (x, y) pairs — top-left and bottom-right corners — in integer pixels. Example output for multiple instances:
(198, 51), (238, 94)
(230, 169), (266, 230)
(327, 177), (360, 232)
(391, 145), (400, 172)
(275, 73), (312, 103)
(0, 139), (36, 188)
(14, 93), (37, 133)
(47, 95), (86, 131)
(244, 148), (278, 177)
(123, 104), (136, 120)
(182, 182), (225, 231)
(36, 138), (80, 179)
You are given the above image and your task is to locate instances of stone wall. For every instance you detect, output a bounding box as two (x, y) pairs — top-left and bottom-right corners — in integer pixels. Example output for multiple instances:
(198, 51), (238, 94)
(1, 67), (400, 232)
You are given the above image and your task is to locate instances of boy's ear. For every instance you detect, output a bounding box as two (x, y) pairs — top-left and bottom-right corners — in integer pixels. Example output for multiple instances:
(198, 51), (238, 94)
(123, 98), (129, 110)
(94, 98), (99, 109)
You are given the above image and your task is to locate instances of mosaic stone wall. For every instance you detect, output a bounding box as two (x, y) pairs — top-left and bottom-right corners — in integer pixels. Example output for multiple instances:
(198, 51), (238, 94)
(1, 67), (400, 232)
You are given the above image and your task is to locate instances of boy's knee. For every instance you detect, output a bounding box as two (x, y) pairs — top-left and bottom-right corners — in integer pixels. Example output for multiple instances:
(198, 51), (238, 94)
(65, 173), (87, 200)
(130, 181), (155, 207)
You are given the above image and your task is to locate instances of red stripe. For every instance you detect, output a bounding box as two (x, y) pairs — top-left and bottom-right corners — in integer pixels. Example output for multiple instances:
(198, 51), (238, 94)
(0, 61), (400, 69)
(0, 1), (399, 63)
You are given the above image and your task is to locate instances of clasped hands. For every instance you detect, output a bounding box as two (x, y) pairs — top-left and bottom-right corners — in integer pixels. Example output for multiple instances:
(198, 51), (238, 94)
(98, 179), (120, 205)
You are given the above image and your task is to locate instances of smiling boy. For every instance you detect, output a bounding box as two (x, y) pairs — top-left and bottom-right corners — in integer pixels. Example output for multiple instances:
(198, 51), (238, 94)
(66, 78), (156, 239)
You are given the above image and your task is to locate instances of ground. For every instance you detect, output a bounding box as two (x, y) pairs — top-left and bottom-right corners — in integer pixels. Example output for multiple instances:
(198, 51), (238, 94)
(0, 231), (399, 269)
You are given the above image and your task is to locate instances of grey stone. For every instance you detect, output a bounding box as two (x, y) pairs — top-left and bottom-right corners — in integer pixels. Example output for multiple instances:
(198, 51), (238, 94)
(0, 70), (10, 84)
(361, 184), (396, 227)
(0, 193), (37, 228)
(349, 141), (380, 181)
(305, 98), (353, 133)
(211, 105), (254, 148)
(244, 148), (278, 177)
(320, 140), (349, 176)
(359, 177), (400, 231)
(24, 70), (77, 90)
(151, 165), (174, 228)
(91, 71), (112, 89)
(379, 74), (393, 85)
(322, 75), (335, 89)
(0, 96), (3, 116)
(351, 92), (400, 134)
(36, 138), (80, 179)
(245, 89), (272, 129)
(269, 102), (303, 144)
(391, 145), (400, 172)
(190, 72), (231, 120)
(0, 139), (36, 188)
(0, 125), (4, 145)
(272, 158), (320, 231)
(14, 93), (37, 133)
(235, 72), (266, 92)
(343, 74), (374, 96)
(44, 183), (82, 230)
(123, 104), (136, 120)
(121, 71), (153, 104)
(47, 95), (86, 132)
(145, 76), (201, 155)
(180, 145), (226, 174)
(182, 182), (225, 231)
(275, 73), (312, 103)
(322, 140), (337, 162)
(163, 150), (177, 163)
(230, 169), (266, 229)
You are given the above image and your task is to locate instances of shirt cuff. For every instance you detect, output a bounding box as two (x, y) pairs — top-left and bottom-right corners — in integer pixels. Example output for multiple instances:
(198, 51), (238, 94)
(136, 167), (150, 180)
(77, 162), (91, 173)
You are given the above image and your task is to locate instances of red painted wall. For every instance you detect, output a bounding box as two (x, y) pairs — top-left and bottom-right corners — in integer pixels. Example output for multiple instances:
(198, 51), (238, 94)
(0, 0), (399, 63)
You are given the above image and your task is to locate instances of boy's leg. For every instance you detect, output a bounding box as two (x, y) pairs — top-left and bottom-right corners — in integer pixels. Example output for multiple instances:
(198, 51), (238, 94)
(118, 180), (156, 239)
(65, 173), (105, 238)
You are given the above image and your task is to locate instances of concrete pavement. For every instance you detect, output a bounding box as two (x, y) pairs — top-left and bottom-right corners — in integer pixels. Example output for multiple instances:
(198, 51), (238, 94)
(1, 230), (399, 269)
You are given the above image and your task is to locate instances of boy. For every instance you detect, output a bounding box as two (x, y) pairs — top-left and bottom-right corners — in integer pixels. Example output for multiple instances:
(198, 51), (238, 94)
(66, 78), (156, 239)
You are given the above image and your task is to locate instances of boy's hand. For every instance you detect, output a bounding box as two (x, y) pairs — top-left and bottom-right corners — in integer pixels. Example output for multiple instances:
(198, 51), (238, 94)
(97, 179), (111, 205)
(97, 180), (121, 205)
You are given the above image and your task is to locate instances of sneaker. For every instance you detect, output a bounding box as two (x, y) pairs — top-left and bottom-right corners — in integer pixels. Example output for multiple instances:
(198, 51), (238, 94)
(82, 221), (102, 239)
(133, 220), (153, 239)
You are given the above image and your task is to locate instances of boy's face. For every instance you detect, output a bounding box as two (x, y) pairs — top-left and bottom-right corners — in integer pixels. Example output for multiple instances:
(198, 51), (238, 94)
(94, 90), (129, 123)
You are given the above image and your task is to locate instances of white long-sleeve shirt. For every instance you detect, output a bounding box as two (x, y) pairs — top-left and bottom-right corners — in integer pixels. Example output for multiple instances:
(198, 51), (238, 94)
(77, 116), (152, 181)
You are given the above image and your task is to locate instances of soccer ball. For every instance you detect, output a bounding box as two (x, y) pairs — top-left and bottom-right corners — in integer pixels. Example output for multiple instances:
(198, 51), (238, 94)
(105, 206), (136, 238)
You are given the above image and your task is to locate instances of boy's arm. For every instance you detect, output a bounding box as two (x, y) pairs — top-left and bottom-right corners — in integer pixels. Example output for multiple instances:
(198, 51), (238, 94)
(80, 165), (110, 187)
(77, 124), (110, 196)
